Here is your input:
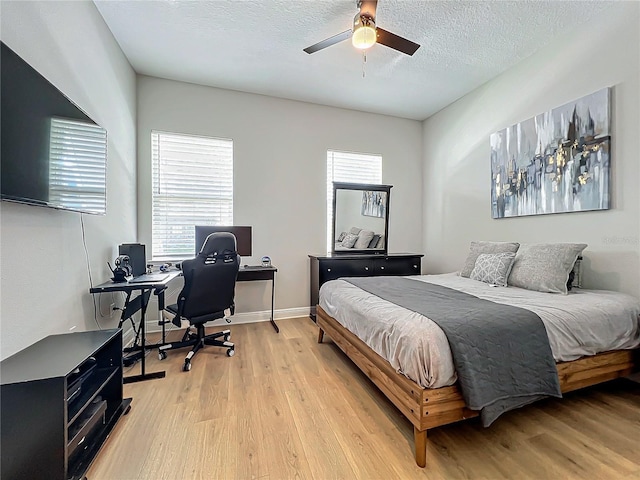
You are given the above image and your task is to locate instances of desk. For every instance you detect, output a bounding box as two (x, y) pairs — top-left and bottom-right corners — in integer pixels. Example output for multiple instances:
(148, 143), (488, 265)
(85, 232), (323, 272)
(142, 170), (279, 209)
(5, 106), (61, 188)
(238, 265), (279, 333)
(89, 266), (278, 382)
(89, 271), (181, 383)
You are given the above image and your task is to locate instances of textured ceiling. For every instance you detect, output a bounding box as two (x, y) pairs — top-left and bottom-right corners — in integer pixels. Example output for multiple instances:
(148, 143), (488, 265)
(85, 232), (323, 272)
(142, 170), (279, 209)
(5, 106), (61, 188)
(94, 0), (613, 121)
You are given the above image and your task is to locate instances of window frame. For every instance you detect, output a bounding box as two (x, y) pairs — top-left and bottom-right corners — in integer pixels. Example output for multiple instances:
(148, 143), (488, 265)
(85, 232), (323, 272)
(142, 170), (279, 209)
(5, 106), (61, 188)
(151, 130), (234, 261)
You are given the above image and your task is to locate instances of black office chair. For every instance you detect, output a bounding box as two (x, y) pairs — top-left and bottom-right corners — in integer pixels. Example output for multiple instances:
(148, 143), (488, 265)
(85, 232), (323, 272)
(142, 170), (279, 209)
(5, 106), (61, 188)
(158, 232), (240, 371)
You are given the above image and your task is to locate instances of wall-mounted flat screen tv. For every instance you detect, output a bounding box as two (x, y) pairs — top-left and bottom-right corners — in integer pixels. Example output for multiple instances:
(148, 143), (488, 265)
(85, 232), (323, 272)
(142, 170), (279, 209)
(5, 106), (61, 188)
(1, 42), (107, 215)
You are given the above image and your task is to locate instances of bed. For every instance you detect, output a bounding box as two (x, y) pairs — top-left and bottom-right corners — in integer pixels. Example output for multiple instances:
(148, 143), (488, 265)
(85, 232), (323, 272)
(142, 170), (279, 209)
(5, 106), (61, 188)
(316, 273), (640, 467)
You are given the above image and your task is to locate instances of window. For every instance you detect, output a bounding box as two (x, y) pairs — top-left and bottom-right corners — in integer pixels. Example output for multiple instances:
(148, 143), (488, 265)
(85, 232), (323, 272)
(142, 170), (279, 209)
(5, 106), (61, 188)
(327, 150), (382, 250)
(152, 131), (233, 260)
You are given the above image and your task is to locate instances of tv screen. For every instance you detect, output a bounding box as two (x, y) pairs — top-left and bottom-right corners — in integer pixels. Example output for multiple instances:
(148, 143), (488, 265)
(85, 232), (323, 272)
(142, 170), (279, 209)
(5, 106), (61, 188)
(195, 226), (252, 257)
(1, 42), (107, 215)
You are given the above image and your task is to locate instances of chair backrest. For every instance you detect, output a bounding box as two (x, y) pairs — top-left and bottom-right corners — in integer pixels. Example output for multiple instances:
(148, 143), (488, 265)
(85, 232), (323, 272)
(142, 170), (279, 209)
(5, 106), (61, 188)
(177, 232), (240, 323)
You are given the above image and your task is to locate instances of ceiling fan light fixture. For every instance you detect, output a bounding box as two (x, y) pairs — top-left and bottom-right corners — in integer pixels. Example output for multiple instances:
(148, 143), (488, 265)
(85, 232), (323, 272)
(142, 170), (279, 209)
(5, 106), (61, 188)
(352, 15), (376, 50)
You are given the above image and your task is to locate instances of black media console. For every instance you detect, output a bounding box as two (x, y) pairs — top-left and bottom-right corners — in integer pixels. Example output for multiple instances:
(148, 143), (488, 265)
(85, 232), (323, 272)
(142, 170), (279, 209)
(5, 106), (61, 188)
(1, 329), (131, 480)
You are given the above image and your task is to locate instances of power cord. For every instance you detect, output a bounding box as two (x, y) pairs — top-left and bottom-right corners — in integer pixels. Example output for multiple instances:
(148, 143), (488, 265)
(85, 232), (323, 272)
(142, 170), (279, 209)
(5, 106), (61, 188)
(80, 213), (102, 330)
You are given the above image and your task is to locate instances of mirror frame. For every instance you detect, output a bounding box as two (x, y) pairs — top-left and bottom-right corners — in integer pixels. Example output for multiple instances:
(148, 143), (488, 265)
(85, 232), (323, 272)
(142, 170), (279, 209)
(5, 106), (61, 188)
(331, 182), (392, 255)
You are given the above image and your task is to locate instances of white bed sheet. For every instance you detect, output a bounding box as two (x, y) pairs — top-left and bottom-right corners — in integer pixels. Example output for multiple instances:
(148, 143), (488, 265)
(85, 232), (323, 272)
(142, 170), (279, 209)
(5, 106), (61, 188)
(319, 273), (640, 389)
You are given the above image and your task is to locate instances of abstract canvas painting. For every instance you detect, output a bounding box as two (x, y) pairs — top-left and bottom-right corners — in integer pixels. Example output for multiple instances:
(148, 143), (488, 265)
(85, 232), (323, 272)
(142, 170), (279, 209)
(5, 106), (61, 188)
(490, 88), (611, 218)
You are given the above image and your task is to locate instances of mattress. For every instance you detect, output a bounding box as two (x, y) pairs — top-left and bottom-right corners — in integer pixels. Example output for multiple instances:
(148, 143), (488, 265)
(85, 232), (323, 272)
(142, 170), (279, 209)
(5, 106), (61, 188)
(319, 273), (640, 389)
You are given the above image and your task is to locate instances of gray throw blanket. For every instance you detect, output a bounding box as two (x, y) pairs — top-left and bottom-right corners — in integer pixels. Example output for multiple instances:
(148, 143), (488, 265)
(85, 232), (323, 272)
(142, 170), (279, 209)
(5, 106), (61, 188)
(344, 277), (562, 426)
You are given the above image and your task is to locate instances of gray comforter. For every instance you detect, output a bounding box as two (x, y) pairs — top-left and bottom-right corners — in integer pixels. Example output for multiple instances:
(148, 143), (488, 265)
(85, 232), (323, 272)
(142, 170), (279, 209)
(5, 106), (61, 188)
(344, 277), (562, 426)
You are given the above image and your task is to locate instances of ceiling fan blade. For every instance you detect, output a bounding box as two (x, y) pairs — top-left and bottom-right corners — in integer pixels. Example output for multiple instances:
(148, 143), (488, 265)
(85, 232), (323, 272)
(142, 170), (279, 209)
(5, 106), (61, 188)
(376, 28), (420, 56)
(303, 29), (352, 54)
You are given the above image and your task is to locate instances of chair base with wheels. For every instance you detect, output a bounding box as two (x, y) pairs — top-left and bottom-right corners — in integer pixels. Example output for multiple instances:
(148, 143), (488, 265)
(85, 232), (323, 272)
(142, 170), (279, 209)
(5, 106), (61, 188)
(158, 306), (235, 371)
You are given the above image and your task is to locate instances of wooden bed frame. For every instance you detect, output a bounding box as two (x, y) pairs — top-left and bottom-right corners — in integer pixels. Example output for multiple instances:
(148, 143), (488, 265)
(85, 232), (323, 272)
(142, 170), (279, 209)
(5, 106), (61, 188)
(316, 306), (639, 467)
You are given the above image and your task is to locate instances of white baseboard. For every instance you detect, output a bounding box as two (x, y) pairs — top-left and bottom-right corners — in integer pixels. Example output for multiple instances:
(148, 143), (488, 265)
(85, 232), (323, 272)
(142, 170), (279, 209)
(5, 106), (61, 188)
(143, 306), (312, 334)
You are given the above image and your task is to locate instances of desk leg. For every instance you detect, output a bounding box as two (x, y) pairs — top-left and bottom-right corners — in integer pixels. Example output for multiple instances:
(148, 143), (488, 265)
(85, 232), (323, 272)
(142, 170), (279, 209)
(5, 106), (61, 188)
(269, 274), (279, 333)
(124, 288), (166, 384)
(157, 288), (167, 345)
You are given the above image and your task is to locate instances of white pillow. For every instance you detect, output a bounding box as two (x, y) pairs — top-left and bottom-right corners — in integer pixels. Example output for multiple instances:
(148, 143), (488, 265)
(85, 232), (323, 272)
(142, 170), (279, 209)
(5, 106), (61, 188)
(354, 230), (375, 249)
(470, 252), (516, 287)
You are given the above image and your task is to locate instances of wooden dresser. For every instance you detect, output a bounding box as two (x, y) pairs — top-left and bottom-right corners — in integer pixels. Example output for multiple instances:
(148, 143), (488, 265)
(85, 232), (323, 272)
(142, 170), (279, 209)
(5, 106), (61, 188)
(308, 253), (423, 320)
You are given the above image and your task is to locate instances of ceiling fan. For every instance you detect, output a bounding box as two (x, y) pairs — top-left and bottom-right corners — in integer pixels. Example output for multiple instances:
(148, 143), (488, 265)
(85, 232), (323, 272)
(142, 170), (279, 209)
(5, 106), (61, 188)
(303, 0), (420, 56)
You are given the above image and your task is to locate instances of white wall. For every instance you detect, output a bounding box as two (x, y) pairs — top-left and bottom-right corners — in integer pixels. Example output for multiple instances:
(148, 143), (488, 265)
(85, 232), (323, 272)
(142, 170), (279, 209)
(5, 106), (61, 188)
(422, 3), (640, 297)
(137, 76), (423, 317)
(0, 1), (137, 359)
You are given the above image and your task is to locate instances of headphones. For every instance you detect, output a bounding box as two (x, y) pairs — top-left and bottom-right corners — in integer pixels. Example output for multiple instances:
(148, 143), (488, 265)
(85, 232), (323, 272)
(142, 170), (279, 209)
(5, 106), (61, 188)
(109, 255), (133, 282)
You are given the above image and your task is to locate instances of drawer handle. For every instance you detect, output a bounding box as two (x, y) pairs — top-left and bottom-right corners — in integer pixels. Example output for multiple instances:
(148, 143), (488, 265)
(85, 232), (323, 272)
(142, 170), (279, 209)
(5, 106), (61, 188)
(413, 265), (418, 269)
(380, 266), (385, 270)
(364, 266), (369, 271)
(327, 268), (331, 272)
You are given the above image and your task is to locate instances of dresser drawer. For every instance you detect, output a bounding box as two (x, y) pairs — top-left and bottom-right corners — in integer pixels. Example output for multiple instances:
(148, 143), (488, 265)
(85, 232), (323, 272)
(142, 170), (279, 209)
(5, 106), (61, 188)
(319, 259), (374, 283)
(375, 256), (421, 275)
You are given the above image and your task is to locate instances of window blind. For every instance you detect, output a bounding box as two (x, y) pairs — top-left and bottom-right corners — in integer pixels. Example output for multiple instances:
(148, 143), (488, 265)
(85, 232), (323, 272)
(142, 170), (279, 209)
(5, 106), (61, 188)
(152, 131), (233, 260)
(326, 150), (382, 250)
(48, 117), (107, 214)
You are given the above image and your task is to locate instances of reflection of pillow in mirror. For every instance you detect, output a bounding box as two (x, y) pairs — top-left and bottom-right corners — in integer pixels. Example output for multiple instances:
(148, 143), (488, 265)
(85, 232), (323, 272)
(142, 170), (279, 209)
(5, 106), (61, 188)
(368, 234), (381, 248)
(341, 233), (358, 248)
(377, 234), (385, 249)
(349, 226), (362, 235)
(354, 230), (375, 249)
(337, 231), (346, 242)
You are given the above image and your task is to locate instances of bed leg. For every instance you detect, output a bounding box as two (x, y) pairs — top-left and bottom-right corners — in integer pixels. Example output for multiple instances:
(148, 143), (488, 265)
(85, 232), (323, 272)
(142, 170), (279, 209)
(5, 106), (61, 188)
(414, 427), (427, 468)
(317, 328), (324, 343)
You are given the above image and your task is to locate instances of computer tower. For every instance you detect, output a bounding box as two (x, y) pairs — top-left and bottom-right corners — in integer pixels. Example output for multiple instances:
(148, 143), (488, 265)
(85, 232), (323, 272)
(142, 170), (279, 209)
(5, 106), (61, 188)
(119, 243), (146, 277)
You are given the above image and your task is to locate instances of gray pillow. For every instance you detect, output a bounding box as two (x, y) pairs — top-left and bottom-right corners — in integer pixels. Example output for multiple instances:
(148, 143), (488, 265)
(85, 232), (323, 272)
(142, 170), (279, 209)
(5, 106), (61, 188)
(368, 234), (381, 248)
(508, 243), (587, 294)
(349, 226), (362, 235)
(460, 241), (520, 278)
(470, 252), (516, 287)
(341, 233), (358, 248)
(354, 229), (375, 249)
(337, 231), (346, 242)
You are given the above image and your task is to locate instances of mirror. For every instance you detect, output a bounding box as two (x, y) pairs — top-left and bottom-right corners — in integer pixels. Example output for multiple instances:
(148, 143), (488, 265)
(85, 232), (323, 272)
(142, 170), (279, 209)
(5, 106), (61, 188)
(332, 182), (392, 255)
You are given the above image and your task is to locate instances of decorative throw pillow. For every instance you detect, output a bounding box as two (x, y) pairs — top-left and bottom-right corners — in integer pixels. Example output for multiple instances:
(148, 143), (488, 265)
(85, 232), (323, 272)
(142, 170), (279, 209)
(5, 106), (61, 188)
(354, 229), (375, 249)
(349, 226), (362, 235)
(460, 241), (520, 278)
(368, 234), (381, 248)
(337, 231), (346, 242)
(470, 252), (516, 286)
(508, 243), (587, 294)
(341, 233), (358, 248)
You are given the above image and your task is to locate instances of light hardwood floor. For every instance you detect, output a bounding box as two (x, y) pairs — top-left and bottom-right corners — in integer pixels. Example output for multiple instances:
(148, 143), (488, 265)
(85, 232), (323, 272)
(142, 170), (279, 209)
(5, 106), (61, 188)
(87, 318), (640, 480)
